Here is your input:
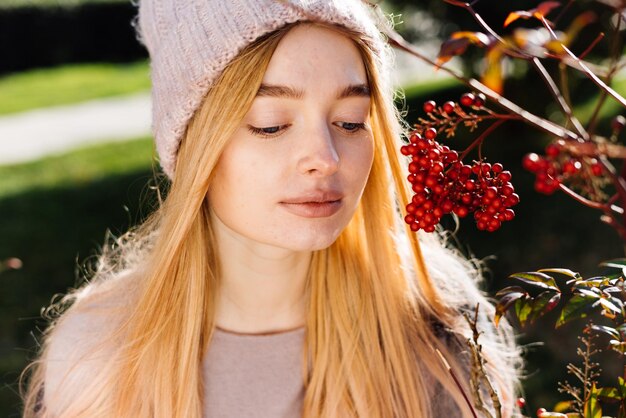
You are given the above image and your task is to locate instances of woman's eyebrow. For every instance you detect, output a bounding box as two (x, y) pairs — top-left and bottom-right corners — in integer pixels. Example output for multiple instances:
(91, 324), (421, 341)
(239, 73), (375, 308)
(256, 83), (371, 99)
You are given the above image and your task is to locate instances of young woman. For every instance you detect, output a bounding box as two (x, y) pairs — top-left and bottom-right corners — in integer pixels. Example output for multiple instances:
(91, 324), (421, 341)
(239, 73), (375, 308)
(21, 0), (524, 417)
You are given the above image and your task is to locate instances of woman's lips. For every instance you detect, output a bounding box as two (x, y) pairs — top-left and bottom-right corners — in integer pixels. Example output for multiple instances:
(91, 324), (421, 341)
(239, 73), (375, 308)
(279, 199), (342, 218)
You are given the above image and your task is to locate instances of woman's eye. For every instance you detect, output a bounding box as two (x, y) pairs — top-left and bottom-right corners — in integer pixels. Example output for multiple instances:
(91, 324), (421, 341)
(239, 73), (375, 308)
(338, 122), (367, 133)
(247, 124), (289, 138)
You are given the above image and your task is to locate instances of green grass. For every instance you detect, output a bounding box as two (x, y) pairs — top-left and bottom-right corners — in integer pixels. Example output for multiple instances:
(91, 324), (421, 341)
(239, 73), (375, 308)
(0, 137), (155, 199)
(0, 60), (150, 116)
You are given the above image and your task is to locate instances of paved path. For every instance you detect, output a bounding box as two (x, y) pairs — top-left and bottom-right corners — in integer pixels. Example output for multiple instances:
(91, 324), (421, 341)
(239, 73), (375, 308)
(0, 47), (453, 166)
(0, 92), (151, 165)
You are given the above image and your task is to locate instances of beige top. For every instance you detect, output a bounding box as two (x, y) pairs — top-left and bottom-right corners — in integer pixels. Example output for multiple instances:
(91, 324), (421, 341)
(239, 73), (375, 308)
(203, 326), (307, 418)
(202, 324), (467, 418)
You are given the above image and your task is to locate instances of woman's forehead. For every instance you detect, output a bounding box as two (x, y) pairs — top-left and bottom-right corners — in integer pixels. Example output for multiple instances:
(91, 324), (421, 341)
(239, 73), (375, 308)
(260, 23), (369, 93)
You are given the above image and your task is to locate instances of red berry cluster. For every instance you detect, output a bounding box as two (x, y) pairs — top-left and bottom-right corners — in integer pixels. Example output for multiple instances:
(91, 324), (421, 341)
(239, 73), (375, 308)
(423, 92), (486, 115)
(401, 128), (519, 233)
(522, 141), (605, 195)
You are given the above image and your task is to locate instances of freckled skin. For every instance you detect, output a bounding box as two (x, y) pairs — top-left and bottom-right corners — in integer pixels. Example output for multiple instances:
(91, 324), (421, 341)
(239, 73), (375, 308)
(207, 24), (374, 252)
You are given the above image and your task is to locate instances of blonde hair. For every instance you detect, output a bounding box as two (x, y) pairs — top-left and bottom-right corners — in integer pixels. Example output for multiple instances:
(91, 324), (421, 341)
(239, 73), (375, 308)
(21, 20), (524, 418)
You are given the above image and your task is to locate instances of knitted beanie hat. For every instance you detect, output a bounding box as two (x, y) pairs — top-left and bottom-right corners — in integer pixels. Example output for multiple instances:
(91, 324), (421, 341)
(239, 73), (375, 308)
(134, 0), (392, 179)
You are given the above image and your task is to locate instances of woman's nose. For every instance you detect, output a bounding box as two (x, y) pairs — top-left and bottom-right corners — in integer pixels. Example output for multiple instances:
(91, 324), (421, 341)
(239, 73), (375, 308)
(296, 124), (340, 176)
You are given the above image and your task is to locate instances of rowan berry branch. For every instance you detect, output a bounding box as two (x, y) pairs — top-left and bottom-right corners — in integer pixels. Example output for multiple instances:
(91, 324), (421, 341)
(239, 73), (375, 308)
(530, 57), (589, 141)
(382, 30), (578, 142)
(587, 15), (623, 136)
(458, 120), (506, 162)
(539, 15), (626, 110)
(443, 0), (590, 141)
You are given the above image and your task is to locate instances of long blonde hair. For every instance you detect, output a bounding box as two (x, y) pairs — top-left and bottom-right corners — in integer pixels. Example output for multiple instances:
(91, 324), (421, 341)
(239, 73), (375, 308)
(21, 19), (524, 418)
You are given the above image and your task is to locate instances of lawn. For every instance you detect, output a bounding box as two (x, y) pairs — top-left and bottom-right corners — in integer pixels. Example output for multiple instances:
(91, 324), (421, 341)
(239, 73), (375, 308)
(0, 60), (150, 116)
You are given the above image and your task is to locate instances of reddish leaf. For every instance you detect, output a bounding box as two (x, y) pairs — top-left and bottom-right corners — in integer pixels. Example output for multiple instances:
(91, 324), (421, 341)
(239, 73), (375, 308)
(436, 32), (492, 67)
(504, 1), (561, 27)
(529, 291), (561, 324)
(495, 286), (528, 327)
(436, 38), (471, 67)
(451, 31), (492, 46)
(536, 1), (561, 17)
(504, 11), (533, 27)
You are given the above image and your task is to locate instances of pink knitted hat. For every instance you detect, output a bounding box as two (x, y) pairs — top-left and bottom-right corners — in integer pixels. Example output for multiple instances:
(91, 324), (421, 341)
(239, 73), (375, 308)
(134, 0), (391, 179)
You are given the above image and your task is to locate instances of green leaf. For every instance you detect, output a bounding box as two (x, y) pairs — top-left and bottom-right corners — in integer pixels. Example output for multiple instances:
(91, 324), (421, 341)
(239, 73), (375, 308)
(509, 272), (560, 291)
(583, 383), (603, 418)
(495, 288), (528, 327)
(609, 340), (626, 354)
(590, 325), (620, 339)
(576, 277), (611, 287)
(495, 285), (527, 297)
(556, 294), (595, 328)
(553, 400), (574, 412)
(618, 377), (626, 399)
(538, 268), (582, 279)
(599, 297), (622, 316)
(515, 298), (533, 327)
(576, 288), (601, 299)
(530, 291), (561, 324)
(594, 386), (622, 403)
(599, 258), (626, 269)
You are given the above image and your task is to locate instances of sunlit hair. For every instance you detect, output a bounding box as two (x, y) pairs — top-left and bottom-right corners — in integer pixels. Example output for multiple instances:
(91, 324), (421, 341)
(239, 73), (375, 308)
(20, 18), (524, 418)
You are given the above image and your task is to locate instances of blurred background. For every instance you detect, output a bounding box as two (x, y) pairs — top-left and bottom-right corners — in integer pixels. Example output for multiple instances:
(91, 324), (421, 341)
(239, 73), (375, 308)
(0, 0), (624, 416)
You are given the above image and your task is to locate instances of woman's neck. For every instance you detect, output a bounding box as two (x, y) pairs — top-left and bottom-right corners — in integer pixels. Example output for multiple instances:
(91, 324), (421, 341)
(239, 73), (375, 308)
(210, 210), (310, 334)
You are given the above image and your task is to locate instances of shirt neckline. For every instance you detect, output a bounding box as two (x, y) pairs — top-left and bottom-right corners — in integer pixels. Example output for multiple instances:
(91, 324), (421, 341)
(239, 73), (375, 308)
(214, 325), (306, 337)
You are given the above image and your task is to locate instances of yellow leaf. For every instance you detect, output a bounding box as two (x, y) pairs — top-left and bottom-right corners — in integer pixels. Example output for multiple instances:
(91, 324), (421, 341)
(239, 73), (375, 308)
(482, 47), (504, 94)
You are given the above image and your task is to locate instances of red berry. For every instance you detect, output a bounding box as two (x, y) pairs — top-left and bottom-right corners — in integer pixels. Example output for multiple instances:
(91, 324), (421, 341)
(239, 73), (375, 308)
(545, 143), (561, 157)
(507, 193), (520, 206)
(497, 171), (512, 182)
(424, 128), (437, 140)
(455, 206), (469, 217)
(591, 161), (603, 176)
(522, 153), (541, 172)
(442, 101), (455, 114)
(562, 159), (581, 174)
(423, 100), (436, 114)
(485, 186), (498, 200)
(460, 92), (475, 107)
(536, 408), (547, 417)
(473, 93), (486, 108)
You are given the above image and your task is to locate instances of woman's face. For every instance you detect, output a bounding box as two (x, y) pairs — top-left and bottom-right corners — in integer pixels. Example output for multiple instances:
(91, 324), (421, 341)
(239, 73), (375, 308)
(208, 23), (375, 252)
